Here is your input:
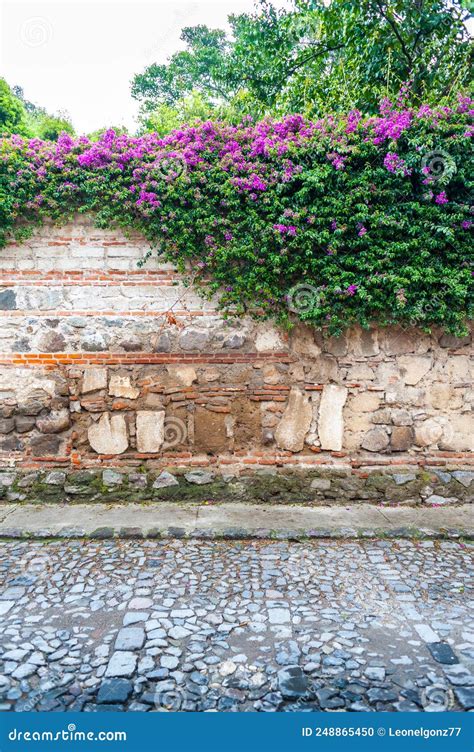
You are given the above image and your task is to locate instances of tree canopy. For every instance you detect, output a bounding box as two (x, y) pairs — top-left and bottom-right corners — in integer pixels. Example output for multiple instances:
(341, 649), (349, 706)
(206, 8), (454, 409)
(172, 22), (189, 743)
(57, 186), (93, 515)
(132, 0), (472, 131)
(1, 80), (74, 140)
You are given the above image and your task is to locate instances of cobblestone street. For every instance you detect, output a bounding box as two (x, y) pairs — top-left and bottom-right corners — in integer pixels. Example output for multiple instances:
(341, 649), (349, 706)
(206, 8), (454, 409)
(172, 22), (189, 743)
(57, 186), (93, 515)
(0, 539), (473, 712)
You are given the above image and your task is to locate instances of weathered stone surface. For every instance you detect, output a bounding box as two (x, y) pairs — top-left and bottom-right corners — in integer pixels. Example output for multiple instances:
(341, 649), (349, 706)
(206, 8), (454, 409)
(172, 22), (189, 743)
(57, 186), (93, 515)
(415, 419), (443, 447)
(166, 366), (197, 387)
(452, 471), (474, 488)
(36, 331), (66, 352)
(349, 392), (380, 413)
(0, 418), (14, 434)
(178, 329), (210, 351)
(115, 627), (145, 651)
(136, 411), (165, 453)
(310, 478), (331, 491)
(424, 494), (458, 505)
(17, 393), (48, 416)
(152, 332), (171, 352)
(102, 469), (123, 486)
(318, 385), (348, 451)
(383, 329), (416, 355)
(36, 409), (71, 434)
(14, 416), (36, 433)
(439, 333), (471, 348)
(275, 387), (312, 452)
(277, 666), (309, 699)
(45, 471), (66, 485)
(88, 413), (128, 455)
(0, 289), (16, 310)
(194, 407), (228, 453)
(399, 355), (432, 385)
(82, 368), (107, 394)
(255, 326), (285, 352)
(81, 332), (108, 351)
(153, 471), (179, 489)
(224, 333), (246, 349)
(184, 470), (214, 485)
(30, 434), (61, 455)
(361, 427), (389, 452)
(108, 373), (139, 400)
(391, 426), (414, 452)
(97, 679), (133, 704)
(105, 652), (137, 678)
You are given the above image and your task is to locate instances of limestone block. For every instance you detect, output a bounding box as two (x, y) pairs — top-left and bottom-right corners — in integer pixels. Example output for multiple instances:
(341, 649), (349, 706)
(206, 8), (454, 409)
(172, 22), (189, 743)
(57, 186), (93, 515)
(352, 327), (379, 356)
(361, 427), (389, 452)
(317, 385), (348, 451)
(439, 414), (473, 451)
(383, 329), (416, 355)
(348, 392), (380, 413)
(275, 387), (313, 452)
(136, 411), (165, 453)
(255, 326), (285, 352)
(82, 367), (107, 394)
(414, 418), (444, 447)
(442, 355), (471, 381)
(289, 324), (321, 358)
(399, 355), (432, 385)
(306, 357), (338, 383)
(428, 384), (463, 410)
(109, 374), (140, 400)
(166, 366), (197, 387)
(88, 413), (128, 455)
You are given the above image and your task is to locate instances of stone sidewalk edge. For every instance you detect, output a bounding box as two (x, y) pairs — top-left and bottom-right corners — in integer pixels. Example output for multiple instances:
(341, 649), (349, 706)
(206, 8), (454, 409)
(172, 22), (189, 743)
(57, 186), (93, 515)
(0, 503), (472, 541)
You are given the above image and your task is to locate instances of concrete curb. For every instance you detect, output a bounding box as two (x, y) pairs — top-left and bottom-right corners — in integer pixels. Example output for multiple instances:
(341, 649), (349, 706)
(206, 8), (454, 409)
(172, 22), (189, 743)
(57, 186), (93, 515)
(0, 503), (472, 540)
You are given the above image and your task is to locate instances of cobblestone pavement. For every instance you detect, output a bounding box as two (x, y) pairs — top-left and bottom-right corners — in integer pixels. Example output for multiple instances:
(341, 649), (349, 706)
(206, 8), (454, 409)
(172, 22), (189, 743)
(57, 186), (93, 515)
(0, 539), (473, 713)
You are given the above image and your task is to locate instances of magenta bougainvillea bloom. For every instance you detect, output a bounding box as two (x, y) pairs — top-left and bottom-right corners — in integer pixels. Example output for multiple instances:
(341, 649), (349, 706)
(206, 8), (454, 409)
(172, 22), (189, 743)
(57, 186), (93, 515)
(0, 95), (472, 334)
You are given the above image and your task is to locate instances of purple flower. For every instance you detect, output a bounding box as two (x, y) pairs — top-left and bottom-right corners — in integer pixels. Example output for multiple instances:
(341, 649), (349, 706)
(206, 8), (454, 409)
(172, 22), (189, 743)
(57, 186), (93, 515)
(358, 226), (367, 237)
(383, 151), (411, 176)
(435, 191), (448, 205)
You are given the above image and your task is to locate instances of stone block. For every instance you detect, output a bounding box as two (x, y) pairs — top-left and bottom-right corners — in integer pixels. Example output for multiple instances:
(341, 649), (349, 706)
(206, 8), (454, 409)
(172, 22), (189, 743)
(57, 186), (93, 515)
(88, 413), (128, 455)
(166, 366), (197, 387)
(82, 368), (107, 394)
(361, 427), (389, 452)
(348, 392), (380, 413)
(153, 471), (179, 489)
(0, 289), (16, 310)
(136, 411), (165, 453)
(109, 373), (139, 400)
(318, 385), (348, 451)
(399, 355), (432, 385)
(36, 409), (70, 434)
(194, 407), (228, 453)
(275, 387), (312, 452)
(391, 426), (414, 452)
(178, 329), (210, 351)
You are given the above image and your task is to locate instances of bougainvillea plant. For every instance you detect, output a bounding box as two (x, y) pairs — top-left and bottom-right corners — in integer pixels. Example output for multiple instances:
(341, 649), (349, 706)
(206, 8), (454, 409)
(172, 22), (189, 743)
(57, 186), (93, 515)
(0, 96), (472, 335)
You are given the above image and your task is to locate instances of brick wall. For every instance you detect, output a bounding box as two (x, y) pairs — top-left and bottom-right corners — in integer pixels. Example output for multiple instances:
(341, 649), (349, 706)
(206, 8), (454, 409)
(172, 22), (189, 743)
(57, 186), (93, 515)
(0, 217), (472, 505)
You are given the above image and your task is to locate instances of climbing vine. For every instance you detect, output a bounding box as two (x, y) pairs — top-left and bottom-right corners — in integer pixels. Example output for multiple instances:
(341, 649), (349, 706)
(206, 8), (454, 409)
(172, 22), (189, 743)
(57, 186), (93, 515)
(0, 96), (472, 334)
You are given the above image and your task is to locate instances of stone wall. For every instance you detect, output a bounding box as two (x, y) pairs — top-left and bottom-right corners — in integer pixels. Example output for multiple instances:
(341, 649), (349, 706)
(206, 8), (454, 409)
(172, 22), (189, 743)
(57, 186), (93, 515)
(0, 217), (472, 505)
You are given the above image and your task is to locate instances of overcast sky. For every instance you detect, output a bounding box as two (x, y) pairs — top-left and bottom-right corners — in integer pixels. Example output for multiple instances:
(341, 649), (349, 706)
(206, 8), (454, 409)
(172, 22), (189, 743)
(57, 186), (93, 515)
(0, 0), (288, 134)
